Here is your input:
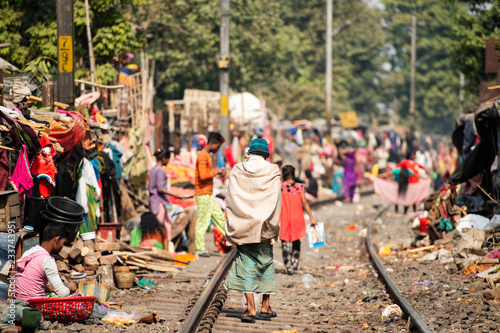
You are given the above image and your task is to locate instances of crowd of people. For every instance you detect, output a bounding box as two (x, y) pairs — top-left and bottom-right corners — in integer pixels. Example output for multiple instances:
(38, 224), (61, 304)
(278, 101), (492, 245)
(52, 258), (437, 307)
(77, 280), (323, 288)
(282, 127), (457, 212)
(4, 124), (458, 327)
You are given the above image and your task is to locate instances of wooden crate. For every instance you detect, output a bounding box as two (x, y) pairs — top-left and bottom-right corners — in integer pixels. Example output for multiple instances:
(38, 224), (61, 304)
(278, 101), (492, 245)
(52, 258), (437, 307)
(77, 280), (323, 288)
(0, 190), (22, 232)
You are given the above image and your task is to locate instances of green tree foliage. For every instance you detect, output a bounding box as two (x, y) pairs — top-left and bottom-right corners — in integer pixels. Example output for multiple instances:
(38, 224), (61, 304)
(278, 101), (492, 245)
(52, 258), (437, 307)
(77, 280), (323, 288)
(1, 0), (497, 134)
(0, 0), (143, 84)
(382, 0), (463, 132)
(449, 0), (500, 95)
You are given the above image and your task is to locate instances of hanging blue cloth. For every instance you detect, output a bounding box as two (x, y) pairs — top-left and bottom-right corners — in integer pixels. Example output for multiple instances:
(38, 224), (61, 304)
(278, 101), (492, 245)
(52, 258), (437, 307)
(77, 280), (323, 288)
(217, 149), (225, 169)
(108, 143), (123, 179)
(90, 158), (100, 180)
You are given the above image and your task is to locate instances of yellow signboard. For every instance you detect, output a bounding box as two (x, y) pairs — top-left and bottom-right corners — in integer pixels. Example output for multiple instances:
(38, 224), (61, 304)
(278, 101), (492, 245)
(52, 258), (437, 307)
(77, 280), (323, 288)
(58, 36), (73, 73)
(339, 111), (359, 129)
(220, 95), (228, 116)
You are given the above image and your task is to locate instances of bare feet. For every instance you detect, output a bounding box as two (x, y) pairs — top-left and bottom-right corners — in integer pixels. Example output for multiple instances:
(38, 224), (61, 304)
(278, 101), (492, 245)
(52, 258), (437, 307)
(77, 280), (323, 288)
(138, 311), (158, 324)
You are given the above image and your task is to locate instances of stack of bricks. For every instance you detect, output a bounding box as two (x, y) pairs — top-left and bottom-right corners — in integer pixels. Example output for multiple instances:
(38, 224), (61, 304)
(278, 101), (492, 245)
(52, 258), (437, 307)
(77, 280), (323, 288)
(54, 238), (120, 287)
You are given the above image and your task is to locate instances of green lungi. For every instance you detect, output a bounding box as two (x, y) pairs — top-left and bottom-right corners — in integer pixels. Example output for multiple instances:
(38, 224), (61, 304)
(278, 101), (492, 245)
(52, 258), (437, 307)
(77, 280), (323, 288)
(225, 242), (276, 294)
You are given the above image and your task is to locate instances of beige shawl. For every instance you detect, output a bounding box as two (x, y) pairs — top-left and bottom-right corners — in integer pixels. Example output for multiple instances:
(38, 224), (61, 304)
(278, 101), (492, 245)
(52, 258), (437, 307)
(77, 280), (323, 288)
(225, 155), (282, 245)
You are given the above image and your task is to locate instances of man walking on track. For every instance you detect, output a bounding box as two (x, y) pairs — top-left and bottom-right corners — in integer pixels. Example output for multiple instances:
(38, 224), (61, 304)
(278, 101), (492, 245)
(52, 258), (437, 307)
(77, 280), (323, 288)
(225, 138), (282, 323)
(195, 132), (226, 257)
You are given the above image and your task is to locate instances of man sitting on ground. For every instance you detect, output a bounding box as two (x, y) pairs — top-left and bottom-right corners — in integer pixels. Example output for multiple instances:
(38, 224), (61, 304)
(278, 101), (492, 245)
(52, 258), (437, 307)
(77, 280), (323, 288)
(15, 222), (77, 302)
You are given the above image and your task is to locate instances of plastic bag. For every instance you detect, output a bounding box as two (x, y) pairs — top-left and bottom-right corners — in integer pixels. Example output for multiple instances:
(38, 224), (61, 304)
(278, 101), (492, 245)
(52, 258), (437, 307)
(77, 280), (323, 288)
(456, 214), (494, 234)
(102, 311), (142, 326)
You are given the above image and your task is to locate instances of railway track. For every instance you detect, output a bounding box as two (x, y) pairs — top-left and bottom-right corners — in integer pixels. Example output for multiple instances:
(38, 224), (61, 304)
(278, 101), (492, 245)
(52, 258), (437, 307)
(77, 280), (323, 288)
(174, 205), (433, 333)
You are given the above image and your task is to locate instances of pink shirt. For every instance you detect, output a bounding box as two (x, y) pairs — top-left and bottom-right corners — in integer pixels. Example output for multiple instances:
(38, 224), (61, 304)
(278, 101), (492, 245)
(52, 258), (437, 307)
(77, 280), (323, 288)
(15, 246), (70, 302)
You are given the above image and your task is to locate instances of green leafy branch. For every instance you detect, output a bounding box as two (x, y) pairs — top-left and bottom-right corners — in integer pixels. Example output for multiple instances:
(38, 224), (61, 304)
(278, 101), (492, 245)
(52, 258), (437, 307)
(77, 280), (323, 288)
(21, 57), (57, 83)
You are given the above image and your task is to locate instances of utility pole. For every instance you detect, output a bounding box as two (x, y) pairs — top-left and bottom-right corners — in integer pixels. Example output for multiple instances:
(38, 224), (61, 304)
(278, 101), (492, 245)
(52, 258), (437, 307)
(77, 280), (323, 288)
(56, 0), (75, 105)
(325, 0), (333, 141)
(409, 15), (417, 129)
(219, 0), (230, 144)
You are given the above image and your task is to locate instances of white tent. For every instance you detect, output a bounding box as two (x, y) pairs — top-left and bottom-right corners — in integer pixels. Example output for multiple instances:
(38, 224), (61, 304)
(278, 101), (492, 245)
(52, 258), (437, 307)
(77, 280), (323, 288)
(229, 92), (265, 125)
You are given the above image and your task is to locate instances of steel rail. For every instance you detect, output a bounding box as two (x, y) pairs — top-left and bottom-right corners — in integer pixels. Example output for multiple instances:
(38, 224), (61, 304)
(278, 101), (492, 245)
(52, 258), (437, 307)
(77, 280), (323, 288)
(366, 206), (432, 333)
(179, 248), (237, 333)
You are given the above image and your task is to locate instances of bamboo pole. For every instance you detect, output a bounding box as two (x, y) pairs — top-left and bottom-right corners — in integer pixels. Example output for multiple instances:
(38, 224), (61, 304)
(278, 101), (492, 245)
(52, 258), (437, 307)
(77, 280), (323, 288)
(84, 0), (97, 88)
(75, 79), (123, 90)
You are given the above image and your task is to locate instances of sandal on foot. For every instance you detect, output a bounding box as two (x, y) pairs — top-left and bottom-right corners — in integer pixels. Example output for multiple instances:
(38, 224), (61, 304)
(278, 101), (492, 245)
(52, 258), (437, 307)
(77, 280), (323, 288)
(240, 311), (256, 323)
(258, 307), (277, 318)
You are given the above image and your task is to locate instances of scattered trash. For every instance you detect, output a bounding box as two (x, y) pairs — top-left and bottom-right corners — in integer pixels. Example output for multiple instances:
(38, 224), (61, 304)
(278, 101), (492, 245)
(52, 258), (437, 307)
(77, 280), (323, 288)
(358, 228), (368, 238)
(438, 248), (454, 264)
(487, 249), (500, 259)
(483, 287), (500, 300)
(335, 200), (343, 207)
(103, 311), (142, 326)
(418, 251), (438, 262)
(456, 214), (496, 233)
(412, 280), (439, 286)
(476, 265), (500, 278)
(345, 224), (358, 230)
(274, 259), (285, 270)
(379, 244), (395, 255)
(382, 304), (402, 319)
(301, 273), (315, 287)
(362, 296), (379, 302)
(452, 227), (487, 269)
(138, 279), (155, 290)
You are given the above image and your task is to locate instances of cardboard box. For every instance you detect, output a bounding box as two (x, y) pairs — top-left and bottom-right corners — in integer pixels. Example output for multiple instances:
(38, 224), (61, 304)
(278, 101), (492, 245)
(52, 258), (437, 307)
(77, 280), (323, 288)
(0, 191), (22, 232)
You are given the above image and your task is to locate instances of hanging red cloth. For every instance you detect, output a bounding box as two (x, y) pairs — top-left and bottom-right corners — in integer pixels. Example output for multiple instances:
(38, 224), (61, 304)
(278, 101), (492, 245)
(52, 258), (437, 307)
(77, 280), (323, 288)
(31, 136), (57, 198)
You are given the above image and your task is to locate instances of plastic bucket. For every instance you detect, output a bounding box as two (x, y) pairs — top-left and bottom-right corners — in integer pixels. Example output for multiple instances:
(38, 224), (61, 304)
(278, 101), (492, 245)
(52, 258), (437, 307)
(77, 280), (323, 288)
(45, 208), (80, 222)
(81, 231), (96, 241)
(25, 197), (47, 233)
(40, 211), (84, 244)
(47, 197), (85, 220)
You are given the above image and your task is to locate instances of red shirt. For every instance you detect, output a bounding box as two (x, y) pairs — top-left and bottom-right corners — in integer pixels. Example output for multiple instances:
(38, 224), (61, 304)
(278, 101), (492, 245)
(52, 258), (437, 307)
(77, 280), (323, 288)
(397, 159), (424, 184)
(280, 182), (306, 242)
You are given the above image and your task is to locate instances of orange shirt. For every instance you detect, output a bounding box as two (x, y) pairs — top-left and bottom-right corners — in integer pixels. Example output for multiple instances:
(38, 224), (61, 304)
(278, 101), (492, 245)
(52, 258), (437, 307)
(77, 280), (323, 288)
(195, 150), (216, 196)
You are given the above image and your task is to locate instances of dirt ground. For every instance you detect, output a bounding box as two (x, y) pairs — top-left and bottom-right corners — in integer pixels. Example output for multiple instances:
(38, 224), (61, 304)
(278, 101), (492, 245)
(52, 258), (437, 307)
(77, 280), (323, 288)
(55, 193), (499, 332)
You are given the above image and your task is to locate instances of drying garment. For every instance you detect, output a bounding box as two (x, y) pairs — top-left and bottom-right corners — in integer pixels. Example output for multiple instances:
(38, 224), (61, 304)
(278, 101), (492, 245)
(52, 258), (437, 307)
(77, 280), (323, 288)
(31, 136), (57, 198)
(10, 144), (33, 199)
(0, 109), (40, 154)
(231, 136), (240, 163)
(87, 151), (121, 222)
(11, 79), (31, 103)
(224, 146), (236, 167)
(108, 142), (123, 179)
(372, 176), (431, 206)
(75, 158), (101, 217)
(0, 149), (8, 191)
(49, 111), (88, 153)
(128, 127), (148, 189)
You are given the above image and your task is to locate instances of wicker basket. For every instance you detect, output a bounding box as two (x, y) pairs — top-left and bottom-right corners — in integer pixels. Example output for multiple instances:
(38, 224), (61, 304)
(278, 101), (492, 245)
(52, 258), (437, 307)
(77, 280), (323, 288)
(28, 296), (96, 323)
